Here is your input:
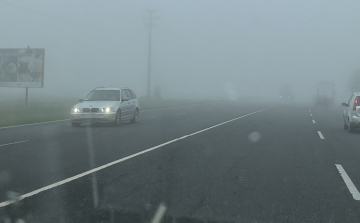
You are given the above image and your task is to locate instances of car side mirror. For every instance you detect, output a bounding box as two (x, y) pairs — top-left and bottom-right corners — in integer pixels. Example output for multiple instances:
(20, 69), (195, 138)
(342, 103), (348, 107)
(122, 97), (129, 102)
(79, 99), (83, 102)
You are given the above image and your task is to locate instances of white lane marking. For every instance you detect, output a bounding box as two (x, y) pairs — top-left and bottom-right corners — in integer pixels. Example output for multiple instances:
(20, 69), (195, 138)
(0, 106), (273, 208)
(312, 120), (316, 124)
(151, 203), (167, 223)
(310, 114), (313, 117)
(0, 119), (70, 130)
(0, 102), (223, 129)
(0, 140), (28, 147)
(317, 131), (325, 139)
(335, 164), (360, 200)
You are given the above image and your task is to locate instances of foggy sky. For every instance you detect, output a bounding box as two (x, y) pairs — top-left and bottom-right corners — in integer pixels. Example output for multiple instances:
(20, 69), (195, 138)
(1, 0), (360, 102)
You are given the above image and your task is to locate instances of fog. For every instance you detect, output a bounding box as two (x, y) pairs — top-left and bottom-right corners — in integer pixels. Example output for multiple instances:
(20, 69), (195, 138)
(1, 0), (360, 103)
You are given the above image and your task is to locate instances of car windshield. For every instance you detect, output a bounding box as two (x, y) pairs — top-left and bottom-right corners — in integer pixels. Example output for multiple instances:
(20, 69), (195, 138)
(84, 90), (120, 101)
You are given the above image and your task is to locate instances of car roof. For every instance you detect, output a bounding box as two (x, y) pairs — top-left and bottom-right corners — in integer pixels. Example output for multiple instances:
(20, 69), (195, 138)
(93, 87), (130, 91)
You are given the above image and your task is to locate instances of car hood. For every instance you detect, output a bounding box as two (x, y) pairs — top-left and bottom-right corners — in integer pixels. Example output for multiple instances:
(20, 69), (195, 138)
(74, 101), (119, 108)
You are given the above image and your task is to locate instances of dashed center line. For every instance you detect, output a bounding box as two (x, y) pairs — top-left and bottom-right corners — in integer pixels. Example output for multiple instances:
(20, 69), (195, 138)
(310, 114), (313, 117)
(0, 140), (28, 147)
(312, 120), (316, 124)
(317, 131), (325, 139)
(335, 164), (360, 200)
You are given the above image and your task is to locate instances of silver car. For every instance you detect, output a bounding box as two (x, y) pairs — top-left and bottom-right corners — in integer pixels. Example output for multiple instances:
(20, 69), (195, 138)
(71, 87), (140, 127)
(343, 92), (360, 133)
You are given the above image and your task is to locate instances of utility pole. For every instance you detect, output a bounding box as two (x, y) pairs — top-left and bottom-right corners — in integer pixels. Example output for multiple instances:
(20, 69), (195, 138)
(144, 10), (158, 100)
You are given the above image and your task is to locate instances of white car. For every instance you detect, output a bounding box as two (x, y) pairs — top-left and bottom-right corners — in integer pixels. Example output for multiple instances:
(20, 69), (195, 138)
(71, 87), (140, 127)
(343, 92), (360, 133)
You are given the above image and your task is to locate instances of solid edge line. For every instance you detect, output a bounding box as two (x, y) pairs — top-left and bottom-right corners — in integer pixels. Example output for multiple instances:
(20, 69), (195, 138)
(317, 131), (325, 139)
(335, 164), (360, 200)
(175, 113), (187, 116)
(0, 140), (28, 147)
(0, 106), (273, 208)
(0, 119), (70, 130)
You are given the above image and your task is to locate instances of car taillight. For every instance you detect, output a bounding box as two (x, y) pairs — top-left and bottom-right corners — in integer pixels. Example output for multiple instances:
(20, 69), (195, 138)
(354, 96), (359, 111)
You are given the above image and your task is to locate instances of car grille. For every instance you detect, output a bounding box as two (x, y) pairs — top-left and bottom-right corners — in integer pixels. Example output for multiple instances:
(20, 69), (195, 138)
(81, 108), (100, 112)
(91, 108), (99, 112)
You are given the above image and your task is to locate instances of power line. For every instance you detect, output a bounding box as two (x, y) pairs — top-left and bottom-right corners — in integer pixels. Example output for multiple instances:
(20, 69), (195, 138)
(0, 0), (110, 30)
(0, 0), (68, 21)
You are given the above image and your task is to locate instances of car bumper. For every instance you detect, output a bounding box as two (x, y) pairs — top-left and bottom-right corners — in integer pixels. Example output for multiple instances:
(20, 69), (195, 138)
(71, 112), (116, 123)
(349, 115), (360, 128)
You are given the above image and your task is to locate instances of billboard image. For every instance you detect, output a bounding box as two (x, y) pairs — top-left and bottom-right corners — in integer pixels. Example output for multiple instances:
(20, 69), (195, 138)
(0, 48), (45, 88)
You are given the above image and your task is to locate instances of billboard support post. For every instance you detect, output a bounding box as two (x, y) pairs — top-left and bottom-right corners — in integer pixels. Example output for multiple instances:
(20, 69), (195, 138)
(25, 87), (28, 106)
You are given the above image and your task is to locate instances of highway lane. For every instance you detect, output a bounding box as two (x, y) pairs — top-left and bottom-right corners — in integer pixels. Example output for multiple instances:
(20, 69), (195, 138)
(90, 104), (359, 222)
(2, 102), (360, 222)
(310, 105), (360, 202)
(0, 102), (263, 200)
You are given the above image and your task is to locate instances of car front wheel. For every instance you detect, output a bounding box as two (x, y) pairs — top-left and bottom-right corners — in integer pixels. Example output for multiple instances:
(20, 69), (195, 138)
(130, 109), (139, 123)
(113, 110), (121, 126)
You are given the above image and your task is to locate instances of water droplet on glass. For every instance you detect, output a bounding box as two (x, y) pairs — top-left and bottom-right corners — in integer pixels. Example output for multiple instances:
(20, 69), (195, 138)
(248, 131), (261, 142)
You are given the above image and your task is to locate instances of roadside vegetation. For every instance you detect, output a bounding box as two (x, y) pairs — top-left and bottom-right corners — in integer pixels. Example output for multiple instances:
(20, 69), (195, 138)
(0, 98), (216, 127)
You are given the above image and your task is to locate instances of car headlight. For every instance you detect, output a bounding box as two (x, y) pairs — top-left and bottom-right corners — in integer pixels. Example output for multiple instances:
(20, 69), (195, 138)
(99, 107), (114, 113)
(73, 107), (81, 113)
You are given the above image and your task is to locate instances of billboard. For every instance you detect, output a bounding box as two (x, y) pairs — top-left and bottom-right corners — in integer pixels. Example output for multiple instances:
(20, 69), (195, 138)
(0, 48), (45, 88)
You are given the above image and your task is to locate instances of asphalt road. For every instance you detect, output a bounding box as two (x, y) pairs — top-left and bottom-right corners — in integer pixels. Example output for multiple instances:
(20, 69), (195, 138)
(1, 101), (360, 222)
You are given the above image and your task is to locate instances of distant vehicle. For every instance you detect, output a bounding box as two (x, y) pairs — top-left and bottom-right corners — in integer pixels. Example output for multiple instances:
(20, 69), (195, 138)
(71, 87), (140, 127)
(278, 85), (293, 101)
(315, 82), (335, 106)
(342, 92), (360, 133)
